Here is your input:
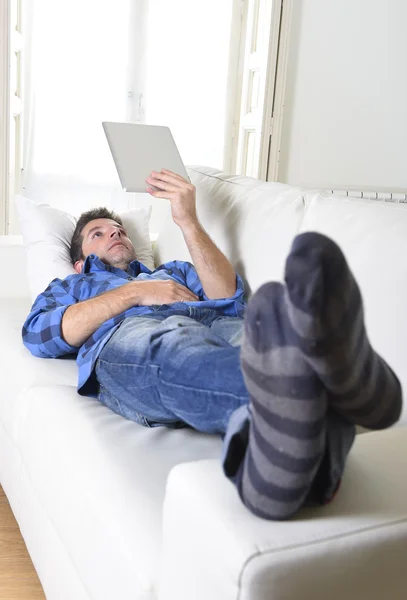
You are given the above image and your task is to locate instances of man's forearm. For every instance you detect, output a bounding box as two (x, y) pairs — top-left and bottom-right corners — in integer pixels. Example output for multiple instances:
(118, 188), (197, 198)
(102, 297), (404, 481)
(61, 279), (198, 348)
(145, 170), (236, 298)
(181, 221), (237, 299)
(62, 284), (138, 348)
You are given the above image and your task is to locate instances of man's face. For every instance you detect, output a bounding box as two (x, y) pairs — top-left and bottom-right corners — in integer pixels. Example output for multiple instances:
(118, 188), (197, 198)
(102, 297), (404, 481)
(74, 218), (137, 273)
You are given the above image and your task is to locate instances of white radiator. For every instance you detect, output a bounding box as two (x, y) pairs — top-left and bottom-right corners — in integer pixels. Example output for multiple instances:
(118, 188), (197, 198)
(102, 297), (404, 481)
(329, 189), (407, 203)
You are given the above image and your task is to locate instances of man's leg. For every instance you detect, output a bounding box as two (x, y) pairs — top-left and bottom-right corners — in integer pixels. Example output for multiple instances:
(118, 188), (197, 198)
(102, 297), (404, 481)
(230, 232), (402, 520)
(226, 282), (330, 519)
(96, 312), (249, 433)
(284, 232), (402, 429)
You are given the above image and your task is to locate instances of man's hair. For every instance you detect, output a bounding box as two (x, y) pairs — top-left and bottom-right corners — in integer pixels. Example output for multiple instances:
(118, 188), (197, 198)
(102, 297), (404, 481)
(70, 207), (123, 264)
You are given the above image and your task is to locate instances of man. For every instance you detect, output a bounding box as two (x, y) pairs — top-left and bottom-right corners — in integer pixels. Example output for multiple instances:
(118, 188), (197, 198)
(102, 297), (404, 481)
(23, 169), (402, 520)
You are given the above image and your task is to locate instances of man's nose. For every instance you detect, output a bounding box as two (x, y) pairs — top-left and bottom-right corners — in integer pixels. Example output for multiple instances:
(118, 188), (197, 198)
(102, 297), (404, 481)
(110, 229), (121, 239)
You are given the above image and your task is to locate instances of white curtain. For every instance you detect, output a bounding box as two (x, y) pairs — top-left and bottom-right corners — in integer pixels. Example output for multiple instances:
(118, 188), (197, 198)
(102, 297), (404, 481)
(20, 0), (235, 232)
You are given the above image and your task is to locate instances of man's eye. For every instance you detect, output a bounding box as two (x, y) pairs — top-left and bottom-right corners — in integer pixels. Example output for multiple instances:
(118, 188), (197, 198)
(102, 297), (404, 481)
(93, 231), (102, 238)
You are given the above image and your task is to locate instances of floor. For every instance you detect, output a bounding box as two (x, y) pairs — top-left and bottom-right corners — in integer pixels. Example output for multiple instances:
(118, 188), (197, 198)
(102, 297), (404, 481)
(0, 485), (45, 599)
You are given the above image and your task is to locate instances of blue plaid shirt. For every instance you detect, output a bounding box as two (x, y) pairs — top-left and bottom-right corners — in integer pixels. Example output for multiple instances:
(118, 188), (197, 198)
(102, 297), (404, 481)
(22, 255), (246, 397)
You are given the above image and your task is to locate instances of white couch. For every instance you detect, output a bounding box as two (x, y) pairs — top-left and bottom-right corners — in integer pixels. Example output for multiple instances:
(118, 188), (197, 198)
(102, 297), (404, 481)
(1, 166), (407, 600)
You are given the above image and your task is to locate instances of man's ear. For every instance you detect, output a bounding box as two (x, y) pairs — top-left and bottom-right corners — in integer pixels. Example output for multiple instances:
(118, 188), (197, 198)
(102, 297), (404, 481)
(74, 260), (84, 274)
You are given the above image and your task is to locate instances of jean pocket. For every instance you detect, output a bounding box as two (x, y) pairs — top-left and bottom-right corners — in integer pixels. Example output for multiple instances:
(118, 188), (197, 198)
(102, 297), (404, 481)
(98, 384), (182, 428)
(98, 384), (150, 427)
(152, 304), (169, 312)
(142, 416), (188, 429)
(135, 414), (156, 427)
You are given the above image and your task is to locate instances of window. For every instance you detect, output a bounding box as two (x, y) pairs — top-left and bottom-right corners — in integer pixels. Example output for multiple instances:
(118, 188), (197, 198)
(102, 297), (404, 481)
(228, 0), (289, 182)
(0, 0), (291, 234)
(228, 0), (275, 179)
(12, 0), (239, 235)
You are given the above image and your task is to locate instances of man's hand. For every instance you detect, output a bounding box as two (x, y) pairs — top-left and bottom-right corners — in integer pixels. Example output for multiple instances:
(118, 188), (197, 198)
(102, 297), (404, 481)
(146, 169), (198, 229)
(146, 168), (237, 299)
(132, 280), (199, 305)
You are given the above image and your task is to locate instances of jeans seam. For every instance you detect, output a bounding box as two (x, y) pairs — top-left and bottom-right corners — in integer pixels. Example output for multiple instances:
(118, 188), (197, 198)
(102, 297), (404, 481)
(98, 381), (157, 427)
(160, 377), (248, 401)
(97, 358), (160, 369)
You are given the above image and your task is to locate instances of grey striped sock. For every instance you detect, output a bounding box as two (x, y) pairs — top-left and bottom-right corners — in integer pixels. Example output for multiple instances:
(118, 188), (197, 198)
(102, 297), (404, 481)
(239, 281), (328, 520)
(285, 232), (403, 430)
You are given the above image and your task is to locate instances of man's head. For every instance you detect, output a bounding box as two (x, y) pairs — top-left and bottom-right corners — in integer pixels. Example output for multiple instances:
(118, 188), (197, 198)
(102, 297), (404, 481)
(70, 207), (137, 273)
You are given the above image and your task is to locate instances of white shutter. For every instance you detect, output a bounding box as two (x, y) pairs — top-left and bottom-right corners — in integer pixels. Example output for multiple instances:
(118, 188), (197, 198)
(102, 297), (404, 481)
(234, 0), (277, 179)
(0, 0), (11, 234)
(0, 0), (22, 235)
(9, 0), (22, 234)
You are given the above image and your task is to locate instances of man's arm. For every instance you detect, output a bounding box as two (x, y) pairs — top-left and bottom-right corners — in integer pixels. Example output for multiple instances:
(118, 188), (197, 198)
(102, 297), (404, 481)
(61, 283), (138, 347)
(146, 169), (237, 299)
(62, 279), (198, 347)
(23, 278), (198, 354)
(180, 221), (236, 299)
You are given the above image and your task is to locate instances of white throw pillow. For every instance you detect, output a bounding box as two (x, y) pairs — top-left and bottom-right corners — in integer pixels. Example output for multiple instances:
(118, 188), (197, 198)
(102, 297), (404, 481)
(15, 195), (154, 302)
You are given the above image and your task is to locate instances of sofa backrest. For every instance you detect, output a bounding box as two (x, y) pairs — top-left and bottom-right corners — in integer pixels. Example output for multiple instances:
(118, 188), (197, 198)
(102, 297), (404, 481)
(155, 166), (306, 296)
(299, 192), (407, 426)
(155, 169), (407, 426)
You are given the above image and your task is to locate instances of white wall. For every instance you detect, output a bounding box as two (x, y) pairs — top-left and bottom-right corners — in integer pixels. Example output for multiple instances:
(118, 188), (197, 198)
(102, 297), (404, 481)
(278, 0), (407, 191)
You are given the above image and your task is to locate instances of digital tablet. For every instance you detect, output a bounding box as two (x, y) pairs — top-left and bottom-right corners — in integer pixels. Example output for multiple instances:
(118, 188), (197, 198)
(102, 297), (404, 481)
(102, 122), (189, 193)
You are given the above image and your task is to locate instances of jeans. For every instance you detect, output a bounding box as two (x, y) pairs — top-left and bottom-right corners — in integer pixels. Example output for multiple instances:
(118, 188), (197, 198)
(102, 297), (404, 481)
(96, 307), (247, 433)
(95, 306), (355, 506)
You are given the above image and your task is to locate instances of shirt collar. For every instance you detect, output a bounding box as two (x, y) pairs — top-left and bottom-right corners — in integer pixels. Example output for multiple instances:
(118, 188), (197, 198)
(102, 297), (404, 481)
(82, 254), (152, 277)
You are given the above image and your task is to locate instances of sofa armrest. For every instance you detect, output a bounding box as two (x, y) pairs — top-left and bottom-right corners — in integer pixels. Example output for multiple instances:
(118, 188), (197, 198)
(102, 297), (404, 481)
(0, 236), (29, 299)
(159, 428), (407, 600)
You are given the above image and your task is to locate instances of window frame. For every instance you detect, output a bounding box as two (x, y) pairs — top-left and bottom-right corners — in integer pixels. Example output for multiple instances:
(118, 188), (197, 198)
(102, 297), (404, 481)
(0, 0), (11, 235)
(225, 0), (292, 182)
(0, 0), (22, 235)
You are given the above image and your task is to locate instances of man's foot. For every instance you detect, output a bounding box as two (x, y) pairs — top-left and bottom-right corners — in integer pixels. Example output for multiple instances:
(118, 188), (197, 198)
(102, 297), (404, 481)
(239, 281), (327, 519)
(285, 232), (402, 429)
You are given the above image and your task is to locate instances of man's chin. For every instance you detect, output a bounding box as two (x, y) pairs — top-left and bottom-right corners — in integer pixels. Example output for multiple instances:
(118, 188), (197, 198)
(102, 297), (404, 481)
(105, 248), (136, 270)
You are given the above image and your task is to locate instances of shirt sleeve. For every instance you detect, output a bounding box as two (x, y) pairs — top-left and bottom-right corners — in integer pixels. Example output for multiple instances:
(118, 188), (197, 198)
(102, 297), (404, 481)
(22, 278), (79, 358)
(163, 260), (247, 309)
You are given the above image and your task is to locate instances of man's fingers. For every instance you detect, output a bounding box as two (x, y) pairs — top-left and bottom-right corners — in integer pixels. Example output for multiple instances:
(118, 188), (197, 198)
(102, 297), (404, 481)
(152, 170), (188, 186)
(161, 169), (187, 183)
(178, 289), (199, 301)
(146, 188), (175, 199)
(149, 171), (178, 186)
(146, 176), (177, 192)
(174, 283), (198, 301)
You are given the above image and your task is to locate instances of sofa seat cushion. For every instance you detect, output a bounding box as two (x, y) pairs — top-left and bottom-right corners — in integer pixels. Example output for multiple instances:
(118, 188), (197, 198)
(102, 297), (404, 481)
(160, 427), (407, 600)
(0, 299), (77, 442)
(0, 236), (29, 298)
(299, 194), (407, 425)
(18, 384), (222, 600)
